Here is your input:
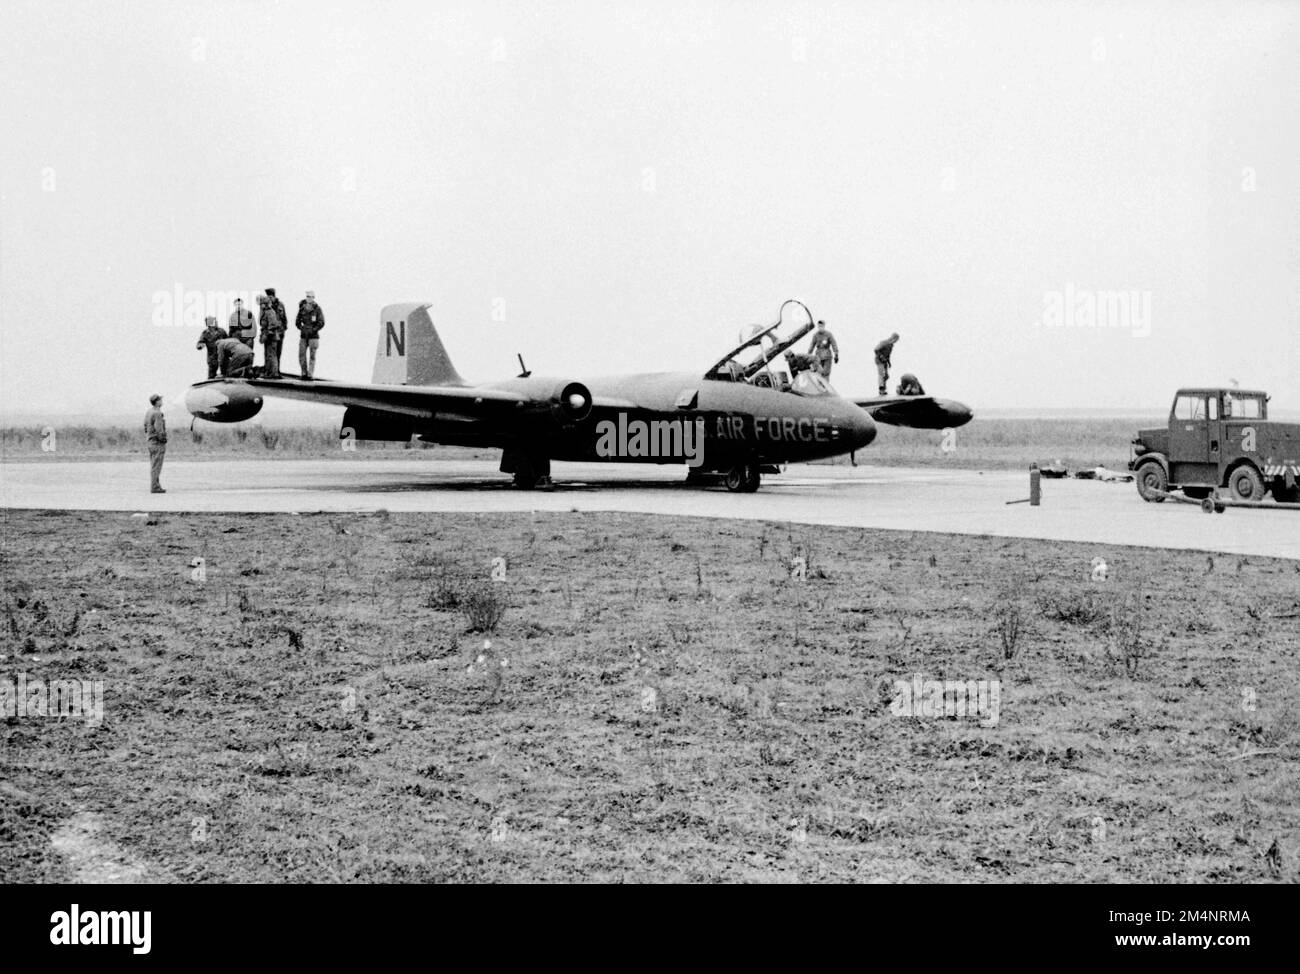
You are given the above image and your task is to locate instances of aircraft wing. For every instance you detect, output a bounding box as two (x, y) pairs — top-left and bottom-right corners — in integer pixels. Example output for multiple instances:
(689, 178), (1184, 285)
(854, 394), (973, 430)
(198, 376), (530, 419)
(185, 374), (616, 428)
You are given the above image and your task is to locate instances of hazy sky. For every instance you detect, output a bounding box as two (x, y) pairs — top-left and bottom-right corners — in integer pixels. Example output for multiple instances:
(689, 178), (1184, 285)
(2, 0), (1297, 420)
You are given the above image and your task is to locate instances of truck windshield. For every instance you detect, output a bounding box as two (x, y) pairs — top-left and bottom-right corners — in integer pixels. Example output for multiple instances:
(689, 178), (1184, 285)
(1174, 395), (1206, 421)
(1225, 395), (1262, 418)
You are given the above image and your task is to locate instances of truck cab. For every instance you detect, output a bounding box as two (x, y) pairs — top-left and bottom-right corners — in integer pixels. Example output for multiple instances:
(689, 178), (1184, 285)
(1130, 388), (1299, 503)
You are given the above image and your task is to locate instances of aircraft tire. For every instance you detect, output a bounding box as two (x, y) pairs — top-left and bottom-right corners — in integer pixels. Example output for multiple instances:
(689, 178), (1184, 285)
(724, 461), (761, 493)
(510, 454), (551, 490)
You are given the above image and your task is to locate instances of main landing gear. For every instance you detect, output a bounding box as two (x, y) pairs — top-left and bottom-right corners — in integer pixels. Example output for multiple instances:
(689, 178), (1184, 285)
(500, 449), (553, 490)
(687, 461), (762, 492)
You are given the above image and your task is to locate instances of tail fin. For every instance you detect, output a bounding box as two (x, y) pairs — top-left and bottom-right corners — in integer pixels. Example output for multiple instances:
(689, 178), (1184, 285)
(372, 303), (466, 386)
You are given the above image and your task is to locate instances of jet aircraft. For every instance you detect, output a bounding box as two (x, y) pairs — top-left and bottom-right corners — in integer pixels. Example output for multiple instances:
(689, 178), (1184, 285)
(185, 299), (973, 491)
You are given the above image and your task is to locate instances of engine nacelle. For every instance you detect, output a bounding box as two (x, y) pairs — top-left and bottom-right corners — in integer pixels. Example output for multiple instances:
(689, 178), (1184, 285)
(185, 382), (264, 423)
(550, 381), (593, 426)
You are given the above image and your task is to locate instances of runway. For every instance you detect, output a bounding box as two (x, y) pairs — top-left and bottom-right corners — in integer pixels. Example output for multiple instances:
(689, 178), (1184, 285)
(2, 458), (1297, 559)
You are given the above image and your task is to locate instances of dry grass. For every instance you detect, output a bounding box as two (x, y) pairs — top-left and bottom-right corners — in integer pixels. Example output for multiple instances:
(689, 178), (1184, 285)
(2, 418), (1152, 470)
(2, 509), (1298, 882)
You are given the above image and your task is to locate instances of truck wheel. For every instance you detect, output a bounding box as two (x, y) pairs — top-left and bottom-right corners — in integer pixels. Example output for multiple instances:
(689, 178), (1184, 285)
(1228, 465), (1265, 502)
(1135, 461), (1167, 502)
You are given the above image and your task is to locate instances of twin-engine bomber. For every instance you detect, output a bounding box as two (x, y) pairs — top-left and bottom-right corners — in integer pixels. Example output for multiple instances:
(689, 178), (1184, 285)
(185, 299), (973, 491)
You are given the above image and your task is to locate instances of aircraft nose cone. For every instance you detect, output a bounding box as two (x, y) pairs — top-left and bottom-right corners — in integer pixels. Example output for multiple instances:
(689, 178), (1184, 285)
(849, 409), (876, 451)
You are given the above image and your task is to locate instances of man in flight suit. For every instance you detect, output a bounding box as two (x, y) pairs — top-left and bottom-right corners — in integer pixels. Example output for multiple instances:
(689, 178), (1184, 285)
(143, 394), (167, 493)
(265, 288), (287, 336)
(874, 332), (900, 395)
(258, 294), (286, 378)
(295, 290), (325, 379)
(806, 320), (840, 379)
(196, 317), (228, 379)
(229, 298), (256, 348)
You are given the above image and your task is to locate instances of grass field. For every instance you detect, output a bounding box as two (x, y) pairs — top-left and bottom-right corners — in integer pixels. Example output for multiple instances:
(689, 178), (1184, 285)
(2, 509), (1297, 882)
(1, 417), (1155, 471)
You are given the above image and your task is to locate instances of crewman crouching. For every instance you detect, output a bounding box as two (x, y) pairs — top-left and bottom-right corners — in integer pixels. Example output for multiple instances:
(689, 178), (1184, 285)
(216, 336), (254, 377)
(896, 373), (925, 396)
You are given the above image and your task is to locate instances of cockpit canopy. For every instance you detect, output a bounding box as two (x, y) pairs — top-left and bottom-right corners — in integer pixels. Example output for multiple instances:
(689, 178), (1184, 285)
(704, 299), (834, 397)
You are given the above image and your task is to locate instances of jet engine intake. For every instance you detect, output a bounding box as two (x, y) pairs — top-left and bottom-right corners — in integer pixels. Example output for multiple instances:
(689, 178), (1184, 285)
(550, 381), (593, 426)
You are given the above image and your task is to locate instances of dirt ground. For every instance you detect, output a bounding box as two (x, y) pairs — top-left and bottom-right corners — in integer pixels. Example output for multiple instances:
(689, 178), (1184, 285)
(2, 508), (1297, 883)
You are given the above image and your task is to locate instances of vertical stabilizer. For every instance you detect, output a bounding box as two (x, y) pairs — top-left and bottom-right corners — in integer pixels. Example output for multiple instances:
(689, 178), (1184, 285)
(372, 303), (466, 386)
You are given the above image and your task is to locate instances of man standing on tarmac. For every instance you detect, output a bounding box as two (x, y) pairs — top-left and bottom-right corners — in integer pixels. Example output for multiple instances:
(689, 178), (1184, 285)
(143, 394), (167, 493)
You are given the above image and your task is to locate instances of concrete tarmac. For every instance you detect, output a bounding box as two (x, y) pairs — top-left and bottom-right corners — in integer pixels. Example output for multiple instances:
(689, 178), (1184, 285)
(2, 458), (1297, 559)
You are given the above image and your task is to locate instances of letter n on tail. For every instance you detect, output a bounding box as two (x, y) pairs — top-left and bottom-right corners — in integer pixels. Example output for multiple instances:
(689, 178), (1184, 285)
(386, 320), (406, 357)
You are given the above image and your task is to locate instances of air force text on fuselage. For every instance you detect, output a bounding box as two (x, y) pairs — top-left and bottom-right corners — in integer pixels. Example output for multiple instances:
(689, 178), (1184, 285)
(593, 411), (844, 467)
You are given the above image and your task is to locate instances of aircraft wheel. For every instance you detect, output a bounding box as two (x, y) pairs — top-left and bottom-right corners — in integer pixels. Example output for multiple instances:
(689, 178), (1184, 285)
(1228, 464), (1265, 502)
(724, 461), (761, 493)
(510, 454), (551, 490)
(1134, 461), (1167, 503)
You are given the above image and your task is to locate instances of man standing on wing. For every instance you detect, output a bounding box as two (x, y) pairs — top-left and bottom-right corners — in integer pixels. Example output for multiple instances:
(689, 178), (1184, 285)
(228, 297), (256, 348)
(196, 316), (228, 379)
(295, 290), (325, 379)
(874, 332), (900, 395)
(258, 294), (286, 378)
(806, 319), (840, 379)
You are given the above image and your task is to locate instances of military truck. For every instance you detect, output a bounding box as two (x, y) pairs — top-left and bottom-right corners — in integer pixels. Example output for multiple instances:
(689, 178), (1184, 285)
(1130, 388), (1300, 503)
